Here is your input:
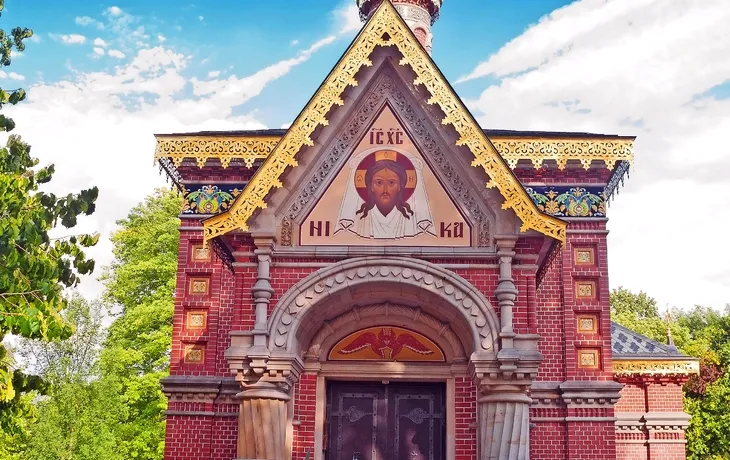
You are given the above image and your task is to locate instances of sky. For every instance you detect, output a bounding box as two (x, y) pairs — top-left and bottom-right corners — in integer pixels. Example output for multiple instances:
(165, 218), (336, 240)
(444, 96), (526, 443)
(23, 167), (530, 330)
(1, 0), (729, 312)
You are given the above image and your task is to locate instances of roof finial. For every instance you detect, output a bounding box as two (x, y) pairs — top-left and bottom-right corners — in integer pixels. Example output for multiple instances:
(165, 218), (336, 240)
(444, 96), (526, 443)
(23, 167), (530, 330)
(665, 306), (678, 350)
(357, 0), (443, 54)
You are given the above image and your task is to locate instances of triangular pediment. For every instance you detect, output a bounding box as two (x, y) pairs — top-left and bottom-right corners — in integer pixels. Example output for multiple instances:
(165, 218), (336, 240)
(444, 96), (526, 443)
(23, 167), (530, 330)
(203, 0), (565, 244)
(302, 104), (471, 247)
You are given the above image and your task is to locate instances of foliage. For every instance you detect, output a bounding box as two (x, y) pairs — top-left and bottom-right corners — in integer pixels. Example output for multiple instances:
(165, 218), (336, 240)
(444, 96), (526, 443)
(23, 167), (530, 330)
(98, 188), (180, 460)
(1, 190), (179, 460)
(9, 295), (121, 460)
(610, 288), (730, 459)
(16, 294), (105, 386)
(22, 378), (125, 460)
(0, 0), (99, 432)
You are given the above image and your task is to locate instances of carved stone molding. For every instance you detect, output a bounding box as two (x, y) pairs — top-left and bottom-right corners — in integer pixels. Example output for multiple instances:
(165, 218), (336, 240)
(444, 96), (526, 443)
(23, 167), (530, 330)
(267, 256), (501, 356)
(305, 302), (467, 362)
(278, 69), (494, 248)
(560, 380), (623, 408)
(161, 375), (240, 405)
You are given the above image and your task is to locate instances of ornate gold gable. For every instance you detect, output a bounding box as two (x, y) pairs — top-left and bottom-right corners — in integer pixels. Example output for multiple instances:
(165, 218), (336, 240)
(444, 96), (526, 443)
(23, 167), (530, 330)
(202, 0), (567, 243)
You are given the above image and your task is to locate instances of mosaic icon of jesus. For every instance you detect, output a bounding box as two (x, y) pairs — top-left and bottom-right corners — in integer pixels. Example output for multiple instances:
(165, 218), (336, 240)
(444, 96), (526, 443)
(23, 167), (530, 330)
(336, 149), (435, 239)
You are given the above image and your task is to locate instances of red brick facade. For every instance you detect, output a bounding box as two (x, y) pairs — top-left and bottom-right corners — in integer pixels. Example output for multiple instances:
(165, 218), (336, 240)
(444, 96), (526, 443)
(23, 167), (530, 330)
(157, 4), (694, 458)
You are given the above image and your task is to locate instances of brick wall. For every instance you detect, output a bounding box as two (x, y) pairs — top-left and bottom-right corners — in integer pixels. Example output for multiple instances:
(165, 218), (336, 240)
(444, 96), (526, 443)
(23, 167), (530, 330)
(567, 418), (617, 459)
(535, 255), (566, 382)
(531, 421), (568, 460)
(164, 415), (213, 460)
(292, 374), (318, 460)
(455, 377), (477, 460)
(615, 378), (689, 460)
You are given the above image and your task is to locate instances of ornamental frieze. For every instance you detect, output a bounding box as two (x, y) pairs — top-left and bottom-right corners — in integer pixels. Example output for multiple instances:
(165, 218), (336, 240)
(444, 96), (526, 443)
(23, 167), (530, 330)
(612, 359), (700, 376)
(155, 135), (633, 172)
(182, 184), (244, 215)
(526, 186), (606, 218)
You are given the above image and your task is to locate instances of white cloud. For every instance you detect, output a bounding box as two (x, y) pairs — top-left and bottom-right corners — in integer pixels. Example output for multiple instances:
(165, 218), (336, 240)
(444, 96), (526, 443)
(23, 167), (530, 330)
(335, 3), (362, 35)
(94, 38), (107, 47)
(107, 6), (124, 17)
(191, 35), (335, 106)
(1, 38), (334, 299)
(198, 15), (204, 21)
(27, 34), (41, 44)
(93, 47), (105, 56)
(7, 72), (25, 81)
(461, 0), (730, 309)
(52, 34), (87, 45)
(158, 34), (166, 43)
(207, 70), (221, 78)
(291, 39), (300, 46)
(108, 49), (126, 59)
(75, 16), (104, 29)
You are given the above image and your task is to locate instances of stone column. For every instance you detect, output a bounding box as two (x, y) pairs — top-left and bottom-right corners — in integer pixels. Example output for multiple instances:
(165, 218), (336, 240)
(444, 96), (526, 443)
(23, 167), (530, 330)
(252, 236), (275, 350)
(228, 235), (303, 460)
(495, 237), (518, 351)
(478, 386), (532, 459)
(471, 334), (541, 460)
(237, 381), (291, 460)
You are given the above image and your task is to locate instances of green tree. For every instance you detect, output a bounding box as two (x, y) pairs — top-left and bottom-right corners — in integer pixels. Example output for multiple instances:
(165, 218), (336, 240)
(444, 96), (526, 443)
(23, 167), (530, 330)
(610, 288), (730, 459)
(0, 0), (99, 431)
(17, 293), (105, 386)
(99, 188), (180, 460)
(680, 305), (730, 460)
(610, 287), (690, 347)
(13, 295), (123, 460)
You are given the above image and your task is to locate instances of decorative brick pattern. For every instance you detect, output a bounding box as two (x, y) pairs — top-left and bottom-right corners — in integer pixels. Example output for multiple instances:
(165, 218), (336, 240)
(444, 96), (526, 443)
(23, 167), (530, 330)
(575, 280), (597, 300)
(186, 311), (207, 330)
(577, 348), (601, 369)
(188, 277), (209, 296)
(577, 314), (599, 334)
(190, 243), (212, 262)
(183, 344), (205, 364)
(574, 247), (595, 265)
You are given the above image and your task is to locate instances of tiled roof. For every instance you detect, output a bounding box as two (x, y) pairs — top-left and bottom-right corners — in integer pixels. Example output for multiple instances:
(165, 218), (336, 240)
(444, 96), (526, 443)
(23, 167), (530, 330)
(611, 321), (688, 359)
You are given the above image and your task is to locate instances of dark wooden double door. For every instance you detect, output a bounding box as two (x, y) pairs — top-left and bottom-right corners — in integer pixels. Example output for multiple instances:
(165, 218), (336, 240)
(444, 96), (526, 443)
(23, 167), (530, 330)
(325, 381), (446, 460)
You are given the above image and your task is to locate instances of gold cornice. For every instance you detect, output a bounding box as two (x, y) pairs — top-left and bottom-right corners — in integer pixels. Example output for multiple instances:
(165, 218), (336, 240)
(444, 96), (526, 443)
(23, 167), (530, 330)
(154, 135), (280, 168)
(612, 359), (700, 377)
(155, 134), (634, 171)
(200, 1), (568, 243)
(493, 137), (635, 170)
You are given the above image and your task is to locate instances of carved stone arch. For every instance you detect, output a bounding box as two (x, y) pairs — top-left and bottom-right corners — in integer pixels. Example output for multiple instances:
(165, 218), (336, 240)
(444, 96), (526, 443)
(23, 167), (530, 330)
(305, 302), (467, 363)
(267, 257), (500, 357)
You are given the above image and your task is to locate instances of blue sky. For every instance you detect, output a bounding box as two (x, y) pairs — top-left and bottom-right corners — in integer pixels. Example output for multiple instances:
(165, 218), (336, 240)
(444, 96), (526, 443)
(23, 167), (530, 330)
(5, 0), (571, 128)
(2, 0), (729, 310)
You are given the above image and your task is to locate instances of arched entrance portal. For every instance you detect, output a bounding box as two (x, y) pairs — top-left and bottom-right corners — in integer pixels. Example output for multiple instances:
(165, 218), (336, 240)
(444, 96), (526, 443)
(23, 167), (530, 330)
(228, 257), (542, 460)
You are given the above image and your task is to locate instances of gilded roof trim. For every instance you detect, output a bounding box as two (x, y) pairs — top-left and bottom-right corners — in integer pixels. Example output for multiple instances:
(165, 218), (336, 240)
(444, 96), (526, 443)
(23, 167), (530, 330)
(154, 134), (634, 171)
(201, 0), (567, 243)
(612, 359), (700, 377)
